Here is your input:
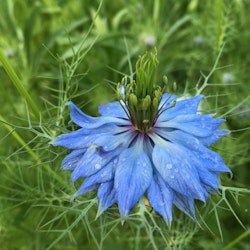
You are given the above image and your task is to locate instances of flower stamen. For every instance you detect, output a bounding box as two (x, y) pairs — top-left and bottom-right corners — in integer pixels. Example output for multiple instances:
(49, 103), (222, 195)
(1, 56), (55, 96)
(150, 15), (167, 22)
(117, 49), (165, 133)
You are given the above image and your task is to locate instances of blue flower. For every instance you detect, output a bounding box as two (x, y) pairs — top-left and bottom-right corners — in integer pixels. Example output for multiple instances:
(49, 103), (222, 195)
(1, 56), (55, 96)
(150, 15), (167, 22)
(52, 51), (230, 225)
(52, 94), (230, 225)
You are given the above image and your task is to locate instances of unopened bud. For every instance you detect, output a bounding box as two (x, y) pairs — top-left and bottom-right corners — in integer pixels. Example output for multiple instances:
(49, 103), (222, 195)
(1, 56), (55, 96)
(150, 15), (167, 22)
(129, 93), (138, 107)
(173, 82), (177, 91)
(152, 97), (159, 109)
(163, 75), (168, 85)
(141, 96), (150, 110)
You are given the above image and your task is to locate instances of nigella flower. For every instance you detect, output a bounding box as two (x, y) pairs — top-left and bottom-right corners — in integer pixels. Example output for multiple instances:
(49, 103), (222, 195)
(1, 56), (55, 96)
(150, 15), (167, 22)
(52, 50), (230, 226)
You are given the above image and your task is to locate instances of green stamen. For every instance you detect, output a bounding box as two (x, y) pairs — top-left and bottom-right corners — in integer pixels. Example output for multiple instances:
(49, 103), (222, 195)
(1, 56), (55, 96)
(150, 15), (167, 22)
(117, 49), (164, 133)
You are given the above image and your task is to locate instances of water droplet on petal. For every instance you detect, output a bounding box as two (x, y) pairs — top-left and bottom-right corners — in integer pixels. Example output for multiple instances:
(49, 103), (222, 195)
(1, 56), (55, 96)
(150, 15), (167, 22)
(170, 175), (175, 179)
(166, 163), (172, 169)
(95, 163), (102, 170)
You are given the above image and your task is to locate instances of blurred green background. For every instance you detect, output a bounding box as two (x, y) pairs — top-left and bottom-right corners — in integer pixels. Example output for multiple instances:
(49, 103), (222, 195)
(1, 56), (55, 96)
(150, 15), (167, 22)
(0, 0), (249, 249)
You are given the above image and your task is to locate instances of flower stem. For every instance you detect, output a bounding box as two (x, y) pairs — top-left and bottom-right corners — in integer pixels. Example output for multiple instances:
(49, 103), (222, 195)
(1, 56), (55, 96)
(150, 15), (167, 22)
(222, 228), (250, 250)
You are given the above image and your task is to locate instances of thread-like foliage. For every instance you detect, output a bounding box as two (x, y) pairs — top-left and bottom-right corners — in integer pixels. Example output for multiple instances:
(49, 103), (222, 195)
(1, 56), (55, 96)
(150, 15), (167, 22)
(0, 0), (249, 249)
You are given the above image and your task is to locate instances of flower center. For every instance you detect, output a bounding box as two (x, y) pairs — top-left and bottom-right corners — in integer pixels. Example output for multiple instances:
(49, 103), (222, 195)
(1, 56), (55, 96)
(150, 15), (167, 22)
(117, 49), (165, 133)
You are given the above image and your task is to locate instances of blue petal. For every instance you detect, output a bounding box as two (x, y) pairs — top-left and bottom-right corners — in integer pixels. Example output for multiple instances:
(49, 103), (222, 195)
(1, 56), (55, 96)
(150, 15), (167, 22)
(67, 101), (96, 126)
(53, 123), (132, 150)
(97, 181), (117, 216)
(147, 173), (173, 226)
(156, 114), (225, 137)
(196, 149), (230, 173)
(159, 94), (177, 109)
(71, 146), (121, 182)
(152, 140), (207, 201)
(173, 193), (196, 219)
(68, 101), (130, 129)
(198, 169), (219, 193)
(154, 128), (204, 152)
(73, 161), (115, 198)
(154, 128), (230, 174)
(114, 146), (153, 216)
(198, 128), (229, 146)
(52, 128), (106, 149)
(62, 149), (85, 170)
(98, 101), (128, 119)
(158, 95), (203, 122)
(93, 131), (134, 151)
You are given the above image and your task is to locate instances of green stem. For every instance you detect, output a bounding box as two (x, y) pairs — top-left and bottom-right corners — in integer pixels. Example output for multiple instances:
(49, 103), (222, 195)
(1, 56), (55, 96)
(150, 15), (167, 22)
(222, 229), (250, 250)
(0, 49), (40, 120)
(216, 0), (223, 53)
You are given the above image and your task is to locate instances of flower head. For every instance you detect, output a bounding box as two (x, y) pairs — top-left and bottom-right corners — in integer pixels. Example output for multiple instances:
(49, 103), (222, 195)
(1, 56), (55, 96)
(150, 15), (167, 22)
(52, 50), (230, 225)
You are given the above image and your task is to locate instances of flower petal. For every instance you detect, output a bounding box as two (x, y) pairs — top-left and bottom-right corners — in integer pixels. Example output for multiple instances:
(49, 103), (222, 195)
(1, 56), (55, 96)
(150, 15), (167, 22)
(196, 149), (230, 173)
(71, 146), (121, 182)
(62, 149), (85, 170)
(154, 128), (230, 174)
(73, 161), (115, 198)
(156, 114), (225, 137)
(152, 139), (207, 201)
(159, 94), (177, 109)
(158, 95), (203, 122)
(93, 131), (134, 151)
(68, 101), (130, 129)
(97, 181), (117, 216)
(147, 173), (173, 226)
(98, 101), (127, 119)
(52, 128), (102, 149)
(173, 193), (196, 219)
(198, 128), (229, 146)
(115, 146), (153, 216)
(198, 169), (219, 193)
(154, 128), (203, 152)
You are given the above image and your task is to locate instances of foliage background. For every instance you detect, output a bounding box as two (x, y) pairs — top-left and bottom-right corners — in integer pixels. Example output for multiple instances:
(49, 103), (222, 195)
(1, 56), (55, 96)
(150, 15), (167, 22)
(0, 0), (249, 249)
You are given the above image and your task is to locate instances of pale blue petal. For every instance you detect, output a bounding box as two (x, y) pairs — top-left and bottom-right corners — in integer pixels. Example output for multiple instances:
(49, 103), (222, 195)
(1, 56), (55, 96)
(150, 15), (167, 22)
(147, 173), (173, 226)
(114, 146), (153, 216)
(68, 101), (130, 129)
(158, 95), (203, 122)
(152, 141), (207, 201)
(173, 193), (196, 219)
(97, 181), (117, 216)
(71, 146), (121, 182)
(98, 101), (128, 119)
(62, 149), (85, 170)
(73, 161), (115, 197)
(156, 114), (225, 137)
